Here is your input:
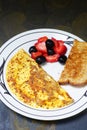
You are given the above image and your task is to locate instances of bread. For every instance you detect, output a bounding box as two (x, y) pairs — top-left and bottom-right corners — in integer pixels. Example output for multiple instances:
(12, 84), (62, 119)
(59, 40), (87, 86)
(6, 49), (73, 109)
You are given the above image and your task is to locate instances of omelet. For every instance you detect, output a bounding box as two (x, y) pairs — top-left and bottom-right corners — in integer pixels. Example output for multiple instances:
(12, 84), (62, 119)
(6, 49), (73, 109)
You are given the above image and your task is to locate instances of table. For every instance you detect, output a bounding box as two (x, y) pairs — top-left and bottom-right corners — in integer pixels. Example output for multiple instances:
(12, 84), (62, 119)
(0, 0), (87, 130)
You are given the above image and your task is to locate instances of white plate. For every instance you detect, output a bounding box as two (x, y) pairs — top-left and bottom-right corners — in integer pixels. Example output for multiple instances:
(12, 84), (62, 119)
(0, 28), (87, 120)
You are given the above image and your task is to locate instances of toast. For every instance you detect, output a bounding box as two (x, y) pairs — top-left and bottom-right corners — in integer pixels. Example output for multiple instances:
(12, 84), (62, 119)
(6, 49), (73, 109)
(59, 40), (87, 86)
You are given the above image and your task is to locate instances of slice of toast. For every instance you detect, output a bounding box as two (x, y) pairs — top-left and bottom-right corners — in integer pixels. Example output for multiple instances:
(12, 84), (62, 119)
(6, 49), (73, 109)
(59, 40), (87, 86)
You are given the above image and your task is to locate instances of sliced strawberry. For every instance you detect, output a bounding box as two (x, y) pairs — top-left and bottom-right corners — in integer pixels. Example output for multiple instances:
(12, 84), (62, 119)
(35, 41), (47, 53)
(51, 37), (59, 47)
(54, 44), (67, 55)
(31, 51), (42, 59)
(57, 40), (64, 46)
(52, 38), (64, 47)
(44, 54), (60, 63)
(38, 36), (48, 43)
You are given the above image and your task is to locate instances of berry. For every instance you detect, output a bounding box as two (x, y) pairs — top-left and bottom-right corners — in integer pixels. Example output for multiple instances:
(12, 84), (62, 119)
(52, 38), (64, 47)
(38, 36), (48, 43)
(44, 54), (60, 63)
(45, 39), (54, 48)
(51, 37), (59, 47)
(36, 55), (46, 64)
(58, 55), (67, 64)
(54, 44), (67, 55)
(31, 51), (42, 59)
(47, 49), (55, 55)
(35, 41), (47, 53)
(57, 40), (64, 46)
(29, 36), (68, 64)
(29, 46), (37, 53)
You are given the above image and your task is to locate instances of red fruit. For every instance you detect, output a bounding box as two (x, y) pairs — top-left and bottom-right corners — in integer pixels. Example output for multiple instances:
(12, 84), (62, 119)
(52, 38), (64, 47)
(44, 54), (60, 63)
(35, 41), (47, 53)
(38, 36), (48, 43)
(31, 51), (42, 59)
(54, 45), (67, 55)
(51, 37), (59, 47)
(57, 40), (64, 46)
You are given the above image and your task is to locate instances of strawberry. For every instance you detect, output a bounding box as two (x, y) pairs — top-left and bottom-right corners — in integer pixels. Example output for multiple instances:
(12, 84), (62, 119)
(38, 36), (48, 43)
(52, 37), (64, 47)
(35, 41), (47, 53)
(57, 40), (64, 46)
(54, 44), (67, 55)
(31, 51), (42, 59)
(29, 36), (67, 64)
(51, 37), (59, 47)
(44, 54), (60, 63)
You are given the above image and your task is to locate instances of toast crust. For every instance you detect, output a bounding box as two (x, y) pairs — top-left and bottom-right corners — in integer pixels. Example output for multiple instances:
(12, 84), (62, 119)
(59, 40), (87, 86)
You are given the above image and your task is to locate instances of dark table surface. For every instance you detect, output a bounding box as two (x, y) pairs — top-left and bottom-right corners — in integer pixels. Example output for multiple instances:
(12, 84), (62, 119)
(0, 0), (87, 130)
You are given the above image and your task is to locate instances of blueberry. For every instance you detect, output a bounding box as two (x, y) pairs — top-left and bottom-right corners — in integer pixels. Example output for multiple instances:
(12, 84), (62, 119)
(47, 49), (55, 55)
(58, 55), (67, 64)
(45, 39), (54, 48)
(36, 56), (46, 64)
(29, 46), (37, 53)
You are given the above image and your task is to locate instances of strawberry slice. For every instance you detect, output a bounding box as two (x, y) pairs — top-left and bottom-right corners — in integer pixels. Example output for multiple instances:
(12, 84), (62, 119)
(38, 36), (48, 43)
(57, 40), (64, 46)
(54, 44), (67, 55)
(31, 51), (42, 59)
(52, 37), (64, 46)
(51, 37), (59, 47)
(35, 41), (47, 53)
(44, 54), (60, 63)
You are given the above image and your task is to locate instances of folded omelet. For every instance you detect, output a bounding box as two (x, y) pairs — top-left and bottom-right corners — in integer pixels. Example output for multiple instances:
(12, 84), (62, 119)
(6, 49), (73, 109)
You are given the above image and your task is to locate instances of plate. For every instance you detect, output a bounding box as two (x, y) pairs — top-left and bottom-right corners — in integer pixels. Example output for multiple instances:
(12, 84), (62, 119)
(0, 28), (87, 120)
